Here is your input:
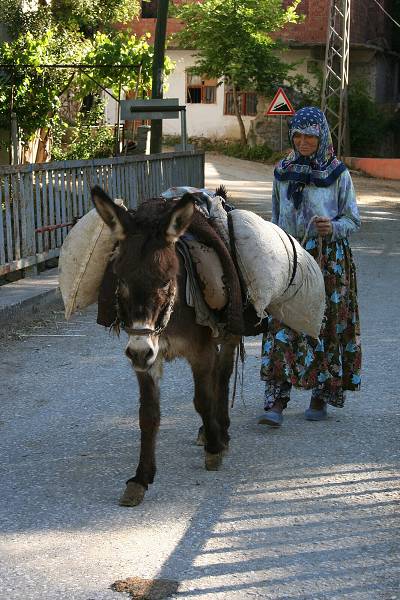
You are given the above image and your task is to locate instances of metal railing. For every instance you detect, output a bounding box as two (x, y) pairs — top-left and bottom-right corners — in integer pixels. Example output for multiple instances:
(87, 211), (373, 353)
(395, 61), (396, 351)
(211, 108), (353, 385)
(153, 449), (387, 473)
(0, 150), (205, 276)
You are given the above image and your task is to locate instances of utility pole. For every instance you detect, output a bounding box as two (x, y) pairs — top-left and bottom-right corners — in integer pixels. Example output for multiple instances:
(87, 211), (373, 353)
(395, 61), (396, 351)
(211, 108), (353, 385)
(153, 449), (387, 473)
(150, 0), (170, 154)
(321, 0), (351, 158)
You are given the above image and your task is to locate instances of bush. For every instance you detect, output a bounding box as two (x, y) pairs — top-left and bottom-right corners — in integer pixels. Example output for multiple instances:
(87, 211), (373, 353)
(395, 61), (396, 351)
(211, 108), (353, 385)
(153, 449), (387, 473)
(347, 81), (390, 157)
(163, 135), (282, 164)
(51, 102), (115, 161)
(223, 142), (273, 162)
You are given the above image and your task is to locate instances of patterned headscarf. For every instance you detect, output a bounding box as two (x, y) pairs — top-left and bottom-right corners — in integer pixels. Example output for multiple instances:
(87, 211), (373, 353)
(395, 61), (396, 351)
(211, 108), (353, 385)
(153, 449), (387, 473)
(274, 107), (347, 209)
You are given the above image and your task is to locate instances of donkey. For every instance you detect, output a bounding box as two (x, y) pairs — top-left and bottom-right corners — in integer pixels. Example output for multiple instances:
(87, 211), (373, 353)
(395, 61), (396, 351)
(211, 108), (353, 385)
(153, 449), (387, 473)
(91, 186), (241, 507)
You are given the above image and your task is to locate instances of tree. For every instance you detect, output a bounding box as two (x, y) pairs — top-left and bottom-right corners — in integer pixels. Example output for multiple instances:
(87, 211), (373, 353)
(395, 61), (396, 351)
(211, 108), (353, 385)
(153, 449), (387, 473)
(0, 1), (173, 161)
(173, 0), (301, 144)
(76, 31), (174, 100)
(0, 29), (84, 143)
(50, 0), (141, 33)
(0, 0), (141, 38)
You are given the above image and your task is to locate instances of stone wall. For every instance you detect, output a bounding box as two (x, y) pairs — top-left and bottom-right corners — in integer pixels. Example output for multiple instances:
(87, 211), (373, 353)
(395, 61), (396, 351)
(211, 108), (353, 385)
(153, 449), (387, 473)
(247, 97), (291, 152)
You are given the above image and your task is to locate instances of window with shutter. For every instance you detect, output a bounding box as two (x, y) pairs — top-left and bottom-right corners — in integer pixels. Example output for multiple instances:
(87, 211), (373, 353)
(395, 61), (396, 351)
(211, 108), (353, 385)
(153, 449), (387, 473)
(186, 73), (217, 104)
(224, 88), (258, 116)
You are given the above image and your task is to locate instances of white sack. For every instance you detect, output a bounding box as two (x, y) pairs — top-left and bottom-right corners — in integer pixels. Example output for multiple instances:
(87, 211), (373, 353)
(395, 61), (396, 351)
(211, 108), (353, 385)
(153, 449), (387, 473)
(230, 209), (325, 338)
(59, 200), (126, 319)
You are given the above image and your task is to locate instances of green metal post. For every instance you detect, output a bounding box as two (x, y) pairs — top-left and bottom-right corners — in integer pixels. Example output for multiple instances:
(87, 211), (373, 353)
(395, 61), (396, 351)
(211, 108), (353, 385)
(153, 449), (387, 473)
(150, 0), (170, 154)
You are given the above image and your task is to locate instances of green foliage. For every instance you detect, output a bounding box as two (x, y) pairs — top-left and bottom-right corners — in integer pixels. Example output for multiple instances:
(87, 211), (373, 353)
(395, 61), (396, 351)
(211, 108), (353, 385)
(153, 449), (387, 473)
(163, 135), (283, 163)
(222, 142), (274, 162)
(0, 0), (141, 37)
(347, 81), (390, 157)
(0, 18), (171, 146)
(0, 29), (85, 142)
(76, 31), (173, 99)
(51, 102), (114, 160)
(50, 0), (140, 32)
(172, 0), (302, 96)
(287, 62), (323, 109)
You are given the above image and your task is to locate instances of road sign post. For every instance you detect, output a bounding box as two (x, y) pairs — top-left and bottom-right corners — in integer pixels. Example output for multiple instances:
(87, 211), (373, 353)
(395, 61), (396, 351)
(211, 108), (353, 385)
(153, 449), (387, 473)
(265, 88), (295, 152)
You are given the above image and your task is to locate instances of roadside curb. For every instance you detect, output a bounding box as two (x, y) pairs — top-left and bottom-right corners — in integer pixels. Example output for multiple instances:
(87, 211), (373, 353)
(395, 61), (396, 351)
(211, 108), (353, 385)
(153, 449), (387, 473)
(0, 268), (62, 332)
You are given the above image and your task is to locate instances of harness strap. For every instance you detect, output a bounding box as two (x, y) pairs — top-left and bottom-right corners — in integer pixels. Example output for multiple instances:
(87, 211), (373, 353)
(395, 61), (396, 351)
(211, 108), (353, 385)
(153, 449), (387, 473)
(127, 328), (157, 336)
(282, 231), (298, 292)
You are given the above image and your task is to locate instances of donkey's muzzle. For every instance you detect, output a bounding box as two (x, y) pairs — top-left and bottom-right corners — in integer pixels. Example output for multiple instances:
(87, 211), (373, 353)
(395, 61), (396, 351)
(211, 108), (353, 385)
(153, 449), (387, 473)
(125, 345), (156, 371)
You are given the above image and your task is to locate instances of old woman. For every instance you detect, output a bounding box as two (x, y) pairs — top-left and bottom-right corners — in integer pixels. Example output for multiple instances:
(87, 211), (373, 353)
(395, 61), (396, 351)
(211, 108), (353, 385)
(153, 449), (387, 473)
(259, 107), (362, 426)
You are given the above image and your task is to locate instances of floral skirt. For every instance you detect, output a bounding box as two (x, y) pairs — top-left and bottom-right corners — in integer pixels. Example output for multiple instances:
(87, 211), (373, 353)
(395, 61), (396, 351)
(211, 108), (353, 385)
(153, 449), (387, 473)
(260, 237), (361, 408)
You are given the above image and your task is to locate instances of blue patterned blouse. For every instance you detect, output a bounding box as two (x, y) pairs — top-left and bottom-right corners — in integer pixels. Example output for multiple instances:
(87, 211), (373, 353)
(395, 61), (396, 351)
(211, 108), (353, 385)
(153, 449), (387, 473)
(272, 169), (361, 242)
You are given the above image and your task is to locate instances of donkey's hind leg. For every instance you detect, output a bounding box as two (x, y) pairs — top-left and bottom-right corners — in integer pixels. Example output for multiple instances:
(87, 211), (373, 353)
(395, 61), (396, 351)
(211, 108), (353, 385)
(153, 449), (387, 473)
(195, 338), (238, 450)
(189, 348), (225, 471)
(119, 359), (162, 507)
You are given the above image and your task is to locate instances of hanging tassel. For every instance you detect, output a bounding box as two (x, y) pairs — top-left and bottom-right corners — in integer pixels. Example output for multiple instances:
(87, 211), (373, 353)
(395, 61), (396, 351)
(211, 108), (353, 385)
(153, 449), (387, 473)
(231, 338), (247, 408)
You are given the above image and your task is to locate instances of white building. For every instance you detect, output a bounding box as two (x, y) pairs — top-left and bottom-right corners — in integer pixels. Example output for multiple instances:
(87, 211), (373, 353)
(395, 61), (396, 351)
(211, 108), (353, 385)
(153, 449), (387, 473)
(105, 47), (315, 141)
(162, 49), (256, 139)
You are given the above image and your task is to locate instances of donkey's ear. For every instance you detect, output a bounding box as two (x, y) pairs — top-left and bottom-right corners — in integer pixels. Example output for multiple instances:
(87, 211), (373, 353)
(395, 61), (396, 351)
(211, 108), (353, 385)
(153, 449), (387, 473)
(91, 186), (130, 241)
(165, 193), (195, 243)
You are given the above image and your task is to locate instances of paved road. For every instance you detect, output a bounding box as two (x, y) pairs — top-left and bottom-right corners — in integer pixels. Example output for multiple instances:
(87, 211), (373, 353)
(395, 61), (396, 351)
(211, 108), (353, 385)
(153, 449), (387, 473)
(0, 156), (399, 600)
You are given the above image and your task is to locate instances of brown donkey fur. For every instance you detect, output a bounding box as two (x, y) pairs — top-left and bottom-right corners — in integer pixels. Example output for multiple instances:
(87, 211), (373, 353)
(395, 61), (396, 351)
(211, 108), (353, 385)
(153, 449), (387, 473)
(91, 186), (240, 507)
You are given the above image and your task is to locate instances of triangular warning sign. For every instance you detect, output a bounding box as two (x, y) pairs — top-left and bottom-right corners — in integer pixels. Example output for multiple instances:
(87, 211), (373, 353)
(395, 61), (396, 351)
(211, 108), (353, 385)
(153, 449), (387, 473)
(265, 88), (295, 116)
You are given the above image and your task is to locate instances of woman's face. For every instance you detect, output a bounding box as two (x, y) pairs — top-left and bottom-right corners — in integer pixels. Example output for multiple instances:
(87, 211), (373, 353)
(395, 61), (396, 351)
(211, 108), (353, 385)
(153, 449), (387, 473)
(292, 132), (319, 157)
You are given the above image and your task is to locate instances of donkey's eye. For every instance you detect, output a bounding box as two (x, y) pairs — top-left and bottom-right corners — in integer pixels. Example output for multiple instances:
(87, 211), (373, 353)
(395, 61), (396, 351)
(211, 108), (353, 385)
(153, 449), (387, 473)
(161, 281), (171, 291)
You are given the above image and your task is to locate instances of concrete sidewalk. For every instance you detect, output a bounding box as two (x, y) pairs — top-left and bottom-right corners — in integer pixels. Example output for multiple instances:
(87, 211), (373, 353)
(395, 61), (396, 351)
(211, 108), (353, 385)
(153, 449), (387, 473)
(0, 268), (60, 332)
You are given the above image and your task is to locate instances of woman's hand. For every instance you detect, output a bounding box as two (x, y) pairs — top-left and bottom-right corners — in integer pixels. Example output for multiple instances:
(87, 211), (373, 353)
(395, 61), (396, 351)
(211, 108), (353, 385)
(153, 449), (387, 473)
(314, 216), (333, 237)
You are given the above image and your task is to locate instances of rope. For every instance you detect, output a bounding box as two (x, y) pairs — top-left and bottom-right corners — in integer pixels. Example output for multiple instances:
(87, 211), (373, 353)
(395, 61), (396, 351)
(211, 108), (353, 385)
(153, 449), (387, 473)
(240, 338), (246, 406)
(230, 345), (240, 409)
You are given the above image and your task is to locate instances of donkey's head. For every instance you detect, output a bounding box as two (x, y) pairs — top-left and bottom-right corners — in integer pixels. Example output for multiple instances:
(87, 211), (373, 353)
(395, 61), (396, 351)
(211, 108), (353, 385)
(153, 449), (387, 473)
(91, 186), (195, 371)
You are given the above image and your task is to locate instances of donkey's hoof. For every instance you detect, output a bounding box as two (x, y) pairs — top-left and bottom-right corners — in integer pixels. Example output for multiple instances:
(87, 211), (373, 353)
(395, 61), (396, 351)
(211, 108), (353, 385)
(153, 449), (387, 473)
(119, 482), (146, 507)
(205, 452), (223, 471)
(196, 430), (206, 446)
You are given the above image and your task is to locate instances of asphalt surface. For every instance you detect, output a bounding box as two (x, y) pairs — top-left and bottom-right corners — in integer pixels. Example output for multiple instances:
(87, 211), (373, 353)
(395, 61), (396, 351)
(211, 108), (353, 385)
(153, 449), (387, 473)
(0, 155), (399, 600)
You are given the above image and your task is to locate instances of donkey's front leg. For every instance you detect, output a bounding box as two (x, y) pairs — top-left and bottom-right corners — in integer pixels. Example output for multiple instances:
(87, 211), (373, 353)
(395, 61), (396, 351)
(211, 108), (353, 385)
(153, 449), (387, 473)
(191, 351), (225, 471)
(119, 362), (162, 507)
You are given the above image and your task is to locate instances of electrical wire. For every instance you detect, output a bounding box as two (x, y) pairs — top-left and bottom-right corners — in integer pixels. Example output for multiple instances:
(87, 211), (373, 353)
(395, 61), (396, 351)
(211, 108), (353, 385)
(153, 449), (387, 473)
(370, 0), (400, 29)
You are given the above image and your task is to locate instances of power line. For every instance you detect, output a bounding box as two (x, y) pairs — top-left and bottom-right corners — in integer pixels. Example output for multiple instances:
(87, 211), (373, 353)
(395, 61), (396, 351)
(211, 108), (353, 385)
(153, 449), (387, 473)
(370, 0), (400, 29)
